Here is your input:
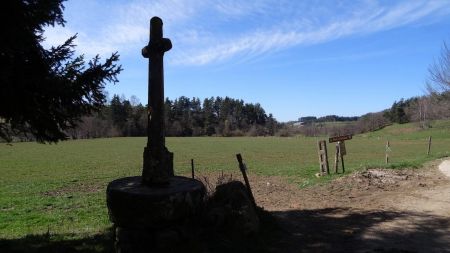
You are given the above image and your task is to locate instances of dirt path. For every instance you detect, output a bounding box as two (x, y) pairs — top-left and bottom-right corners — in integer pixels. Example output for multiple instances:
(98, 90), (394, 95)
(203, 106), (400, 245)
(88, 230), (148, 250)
(248, 159), (450, 252)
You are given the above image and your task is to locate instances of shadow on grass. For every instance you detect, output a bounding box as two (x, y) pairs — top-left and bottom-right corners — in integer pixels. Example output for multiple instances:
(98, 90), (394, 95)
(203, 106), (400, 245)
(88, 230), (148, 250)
(0, 227), (114, 253)
(1, 208), (449, 253)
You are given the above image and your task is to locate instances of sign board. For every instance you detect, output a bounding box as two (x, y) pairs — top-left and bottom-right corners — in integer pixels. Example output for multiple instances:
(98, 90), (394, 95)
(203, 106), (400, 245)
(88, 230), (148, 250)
(329, 134), (352, 143)
(339, 141), (346, 156)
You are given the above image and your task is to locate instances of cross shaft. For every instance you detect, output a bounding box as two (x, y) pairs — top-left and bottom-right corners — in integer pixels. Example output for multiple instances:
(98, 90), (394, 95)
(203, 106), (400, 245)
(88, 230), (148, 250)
(141, 17), (173, 185)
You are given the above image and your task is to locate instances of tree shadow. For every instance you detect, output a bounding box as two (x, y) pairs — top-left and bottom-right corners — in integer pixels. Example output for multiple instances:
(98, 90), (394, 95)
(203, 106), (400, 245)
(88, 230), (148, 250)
(271, 207), (450, 253)
(0, 227), (114, 253)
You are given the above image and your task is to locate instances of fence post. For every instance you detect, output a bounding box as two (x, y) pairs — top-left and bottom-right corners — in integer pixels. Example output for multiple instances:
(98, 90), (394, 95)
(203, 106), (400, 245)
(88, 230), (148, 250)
(339, 142), (345, 173)
(334, 142), (340, 173)
(385, 140), (390, 164)
(191, 159), (195, 179)
(236, 154), (257, 209)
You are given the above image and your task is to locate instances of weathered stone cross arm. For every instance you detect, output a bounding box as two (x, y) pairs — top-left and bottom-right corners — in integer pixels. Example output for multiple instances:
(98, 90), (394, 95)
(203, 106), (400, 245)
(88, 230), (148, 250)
(141, 17), (172, 59)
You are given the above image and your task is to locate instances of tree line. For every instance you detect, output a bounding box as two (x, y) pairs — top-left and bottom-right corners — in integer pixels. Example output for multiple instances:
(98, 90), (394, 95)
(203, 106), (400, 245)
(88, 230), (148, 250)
(280, 91), (450, 137)
(11, 90), (449, 141)
(383, 92), (450, 125)
(68, 95), (279, 139)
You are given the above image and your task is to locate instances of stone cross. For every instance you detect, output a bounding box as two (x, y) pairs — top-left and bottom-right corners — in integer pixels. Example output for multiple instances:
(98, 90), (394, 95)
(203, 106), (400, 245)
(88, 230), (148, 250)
(141, 17), (174, 185)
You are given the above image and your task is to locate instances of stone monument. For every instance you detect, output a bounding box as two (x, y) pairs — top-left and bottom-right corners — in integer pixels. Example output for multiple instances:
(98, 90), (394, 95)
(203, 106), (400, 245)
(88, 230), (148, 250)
(106, 17), (205, 253)
(141, 16), (174, 185)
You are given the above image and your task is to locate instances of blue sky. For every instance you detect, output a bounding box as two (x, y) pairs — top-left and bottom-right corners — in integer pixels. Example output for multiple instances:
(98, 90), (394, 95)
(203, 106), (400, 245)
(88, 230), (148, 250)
(43, 0), (450, 122)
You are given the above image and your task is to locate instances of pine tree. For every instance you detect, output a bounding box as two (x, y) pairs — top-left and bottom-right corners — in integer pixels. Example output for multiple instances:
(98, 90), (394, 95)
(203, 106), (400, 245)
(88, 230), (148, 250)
(0, 0), (122, 142)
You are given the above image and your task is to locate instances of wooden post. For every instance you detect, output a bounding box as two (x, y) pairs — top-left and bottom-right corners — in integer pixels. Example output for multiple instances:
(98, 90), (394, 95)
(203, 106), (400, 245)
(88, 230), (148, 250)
(317, 140), (329, 175)
(427, 136), (432, 156)
(236, 154), (257, 209)
(334, 142), (340, 173)
(324, 141), (329, 174)
(333, 142), (346, 173)
(340, 143), (345, 173)
(385, 140), (390, 164)
(191, 159), (195, 179)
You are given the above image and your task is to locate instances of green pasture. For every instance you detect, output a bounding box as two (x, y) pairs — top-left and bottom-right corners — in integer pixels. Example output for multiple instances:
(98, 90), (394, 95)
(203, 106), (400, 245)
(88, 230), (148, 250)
(0, 120), (449, 242)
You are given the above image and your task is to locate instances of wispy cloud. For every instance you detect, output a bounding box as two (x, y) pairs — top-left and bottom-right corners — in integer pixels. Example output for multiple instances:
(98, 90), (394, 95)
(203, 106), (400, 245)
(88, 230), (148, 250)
(212, 1), (271, 17)
(172, 0), (450, 65)
(43, 0), (450, 65)
(43, 0), (203, 56)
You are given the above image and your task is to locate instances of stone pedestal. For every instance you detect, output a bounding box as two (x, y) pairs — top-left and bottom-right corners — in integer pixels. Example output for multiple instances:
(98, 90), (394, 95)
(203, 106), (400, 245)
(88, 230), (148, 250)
(107, 176), (205, 252)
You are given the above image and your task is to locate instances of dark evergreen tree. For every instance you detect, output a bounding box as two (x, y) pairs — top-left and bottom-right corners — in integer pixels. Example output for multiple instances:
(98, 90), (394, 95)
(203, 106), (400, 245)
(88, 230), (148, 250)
(130, 103), (146, 136)
(266, 113), (277, 135)
(203, 97), (216, 136)
(384, 99), (410, 124)
(0, 0), (122, 142)
(110, 95), (128, 128)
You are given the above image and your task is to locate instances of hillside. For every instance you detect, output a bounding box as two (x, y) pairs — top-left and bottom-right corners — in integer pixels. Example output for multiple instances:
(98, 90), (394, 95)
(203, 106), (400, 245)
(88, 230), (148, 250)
(364, 119), (450, 140)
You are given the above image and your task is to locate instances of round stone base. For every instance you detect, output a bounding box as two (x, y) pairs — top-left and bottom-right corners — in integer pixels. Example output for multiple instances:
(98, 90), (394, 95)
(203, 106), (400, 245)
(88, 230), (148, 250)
(114, 226), (183, 253)
(106, 176), (205, 228)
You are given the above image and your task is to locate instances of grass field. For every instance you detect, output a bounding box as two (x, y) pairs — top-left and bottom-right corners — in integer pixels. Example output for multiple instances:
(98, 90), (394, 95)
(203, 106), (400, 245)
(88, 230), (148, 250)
(0, 120), (449, 245)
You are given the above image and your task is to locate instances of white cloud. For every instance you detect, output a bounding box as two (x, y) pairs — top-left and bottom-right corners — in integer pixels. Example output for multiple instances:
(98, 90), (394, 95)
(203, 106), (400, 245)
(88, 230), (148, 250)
(365, 1), (448, 31)
(173, 0), (450, 65)
(43, 0), (203, 58)
(42, 0), (450, 65)
(213, 1), (271, 17)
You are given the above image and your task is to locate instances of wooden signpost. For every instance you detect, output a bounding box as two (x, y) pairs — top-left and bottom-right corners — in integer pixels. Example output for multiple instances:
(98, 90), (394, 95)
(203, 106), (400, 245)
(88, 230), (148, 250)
(329, 134), (352, 143)
(329, 134), (352, 173)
